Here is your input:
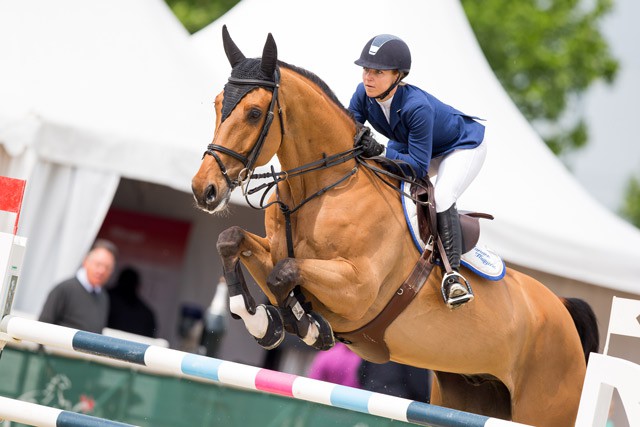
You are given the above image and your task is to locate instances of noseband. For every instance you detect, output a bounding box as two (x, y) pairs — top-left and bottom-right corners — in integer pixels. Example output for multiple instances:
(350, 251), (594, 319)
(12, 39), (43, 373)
(203, 68), (284, 190)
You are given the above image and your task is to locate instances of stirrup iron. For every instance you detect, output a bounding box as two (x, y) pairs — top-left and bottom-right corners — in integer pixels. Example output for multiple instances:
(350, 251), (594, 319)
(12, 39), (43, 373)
(441, 271), (474, 309)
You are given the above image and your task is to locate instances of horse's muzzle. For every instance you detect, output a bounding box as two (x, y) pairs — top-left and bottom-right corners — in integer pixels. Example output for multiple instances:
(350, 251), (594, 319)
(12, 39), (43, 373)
(192, 182), (230, 213)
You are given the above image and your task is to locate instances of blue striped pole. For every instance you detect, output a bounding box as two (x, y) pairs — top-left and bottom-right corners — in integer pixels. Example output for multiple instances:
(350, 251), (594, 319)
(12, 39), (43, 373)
(0, 395), (136, 427)
(0, 316), (532, 427)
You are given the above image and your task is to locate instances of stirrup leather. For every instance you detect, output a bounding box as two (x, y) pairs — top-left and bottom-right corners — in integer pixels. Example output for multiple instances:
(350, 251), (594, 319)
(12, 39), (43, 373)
(441, 271), (474, 309)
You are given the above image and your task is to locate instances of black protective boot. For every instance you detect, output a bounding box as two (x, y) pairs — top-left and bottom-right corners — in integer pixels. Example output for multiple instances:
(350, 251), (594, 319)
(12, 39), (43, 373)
(437, 204), (474, 309)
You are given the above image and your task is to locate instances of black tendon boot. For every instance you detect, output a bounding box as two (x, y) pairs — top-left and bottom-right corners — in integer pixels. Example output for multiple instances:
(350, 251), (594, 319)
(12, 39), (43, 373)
(437, 204), (474, 309)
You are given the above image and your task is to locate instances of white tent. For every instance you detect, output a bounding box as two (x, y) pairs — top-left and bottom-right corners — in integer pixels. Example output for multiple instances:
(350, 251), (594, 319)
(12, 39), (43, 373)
(0, 0), (216, 319)
(1, 0), (639, 361)
(191, 0), (640, 295)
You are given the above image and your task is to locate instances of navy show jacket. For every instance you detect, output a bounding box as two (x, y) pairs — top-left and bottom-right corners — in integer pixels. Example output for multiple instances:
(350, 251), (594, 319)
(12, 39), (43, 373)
(348, 82), (485, 178)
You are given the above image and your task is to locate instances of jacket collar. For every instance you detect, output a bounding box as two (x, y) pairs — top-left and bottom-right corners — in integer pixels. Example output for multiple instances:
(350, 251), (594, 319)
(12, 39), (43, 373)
(389, 85), (407, 130)
(367, 85), (406, 132)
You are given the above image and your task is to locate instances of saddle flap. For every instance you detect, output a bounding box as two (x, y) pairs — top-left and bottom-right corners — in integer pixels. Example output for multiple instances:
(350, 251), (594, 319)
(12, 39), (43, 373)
(459, 211), (494, 253)
(411, 184), (433, 245)
(459, 213), (480, 253)
(412, 179), (493, 254)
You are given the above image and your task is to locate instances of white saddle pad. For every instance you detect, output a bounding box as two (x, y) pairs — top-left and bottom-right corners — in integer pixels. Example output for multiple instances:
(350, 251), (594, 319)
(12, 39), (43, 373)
(401, 182), (505, 281)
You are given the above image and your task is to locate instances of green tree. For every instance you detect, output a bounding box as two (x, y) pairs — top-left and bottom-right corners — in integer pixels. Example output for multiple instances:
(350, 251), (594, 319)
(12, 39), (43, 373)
(460, 0), (618, 156)
(621, 175), (640, 228)
(164, 0), (239, 34)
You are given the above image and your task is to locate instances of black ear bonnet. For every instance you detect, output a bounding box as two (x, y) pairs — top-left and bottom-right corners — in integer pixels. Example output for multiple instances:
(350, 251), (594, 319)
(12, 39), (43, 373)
(220, 25), (278, 122)
(221, 59), (275, 122)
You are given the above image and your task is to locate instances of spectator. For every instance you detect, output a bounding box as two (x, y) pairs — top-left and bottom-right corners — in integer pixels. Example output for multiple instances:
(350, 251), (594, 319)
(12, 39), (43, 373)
(107, 266), (156, 338)
(307, 342), (362, 388)
(39, 239), (118, 333)
(359, 360), (431, 402)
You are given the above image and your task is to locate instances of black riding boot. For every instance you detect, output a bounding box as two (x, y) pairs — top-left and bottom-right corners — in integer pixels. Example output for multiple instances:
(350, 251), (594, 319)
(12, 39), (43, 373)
(436, 204), (474, 309)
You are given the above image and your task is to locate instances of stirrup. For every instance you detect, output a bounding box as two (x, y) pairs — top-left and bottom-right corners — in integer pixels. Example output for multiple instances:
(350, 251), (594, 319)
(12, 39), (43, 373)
(441, 271), (474, 309)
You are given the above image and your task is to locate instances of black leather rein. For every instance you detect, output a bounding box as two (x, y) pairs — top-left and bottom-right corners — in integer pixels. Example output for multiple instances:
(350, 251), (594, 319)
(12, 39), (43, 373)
(202, 69), (430, 258)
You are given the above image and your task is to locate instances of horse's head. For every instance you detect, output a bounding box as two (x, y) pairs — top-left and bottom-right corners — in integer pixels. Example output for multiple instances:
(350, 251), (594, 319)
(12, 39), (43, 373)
(192, 26), (283, 213)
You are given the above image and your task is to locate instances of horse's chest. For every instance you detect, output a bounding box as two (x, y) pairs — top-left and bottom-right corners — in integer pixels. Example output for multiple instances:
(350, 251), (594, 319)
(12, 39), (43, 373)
(271, 233), (336, 260)
(270, 202), (355, 259)
(270, 222), (348, 261)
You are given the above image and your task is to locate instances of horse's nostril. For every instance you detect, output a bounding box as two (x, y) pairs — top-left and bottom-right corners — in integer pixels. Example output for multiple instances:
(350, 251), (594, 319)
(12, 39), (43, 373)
(205, 184), (217, 203)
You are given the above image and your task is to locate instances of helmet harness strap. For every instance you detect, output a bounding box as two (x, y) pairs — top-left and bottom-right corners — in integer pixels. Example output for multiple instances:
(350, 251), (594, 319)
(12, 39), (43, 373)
(375, 73), (403, 100)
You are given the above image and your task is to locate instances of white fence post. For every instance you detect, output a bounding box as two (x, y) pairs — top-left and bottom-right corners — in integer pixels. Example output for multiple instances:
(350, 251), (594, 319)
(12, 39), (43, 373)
(575, 353), (640, 426)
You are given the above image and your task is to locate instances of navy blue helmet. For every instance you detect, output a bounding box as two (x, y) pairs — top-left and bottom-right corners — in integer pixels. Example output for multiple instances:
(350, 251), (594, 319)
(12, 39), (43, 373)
(355, 34), (411, 75)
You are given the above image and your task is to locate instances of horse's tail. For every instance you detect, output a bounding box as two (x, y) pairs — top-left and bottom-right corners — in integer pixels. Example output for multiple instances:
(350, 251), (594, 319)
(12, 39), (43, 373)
(561, 297), (600, 364)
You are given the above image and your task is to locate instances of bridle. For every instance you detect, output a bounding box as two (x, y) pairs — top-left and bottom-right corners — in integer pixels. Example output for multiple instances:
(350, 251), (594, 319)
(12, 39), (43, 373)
(202, 68), (284, 192)
(202, 67), (360, 256)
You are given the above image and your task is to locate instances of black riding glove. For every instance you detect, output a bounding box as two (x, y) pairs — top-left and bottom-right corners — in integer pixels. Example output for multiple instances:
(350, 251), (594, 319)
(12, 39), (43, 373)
(356, 127), (385, 157)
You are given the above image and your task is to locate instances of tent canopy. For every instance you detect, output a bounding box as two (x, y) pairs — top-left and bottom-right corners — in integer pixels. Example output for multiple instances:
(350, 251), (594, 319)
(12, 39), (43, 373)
(191, 0), (640, 293)
(0, 0), (214, 192)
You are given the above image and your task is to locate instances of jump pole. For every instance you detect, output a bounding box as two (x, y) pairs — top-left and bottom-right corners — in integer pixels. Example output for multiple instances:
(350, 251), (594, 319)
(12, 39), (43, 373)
(0, 316), (532, 427)
(0, 395), (135, 427)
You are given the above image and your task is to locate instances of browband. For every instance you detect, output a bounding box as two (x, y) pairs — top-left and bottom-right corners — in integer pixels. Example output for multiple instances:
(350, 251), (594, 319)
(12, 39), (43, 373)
(228, 77), (278, 88)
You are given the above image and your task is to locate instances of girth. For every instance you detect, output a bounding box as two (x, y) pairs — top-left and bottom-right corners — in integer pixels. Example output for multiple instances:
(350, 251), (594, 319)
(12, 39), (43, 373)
(334, 252), (436, 363)
(333, 179), (437, 363)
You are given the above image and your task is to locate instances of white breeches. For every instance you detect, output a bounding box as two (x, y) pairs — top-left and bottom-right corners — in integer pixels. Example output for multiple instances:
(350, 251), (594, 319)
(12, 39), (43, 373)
(428, 142), (487, 213)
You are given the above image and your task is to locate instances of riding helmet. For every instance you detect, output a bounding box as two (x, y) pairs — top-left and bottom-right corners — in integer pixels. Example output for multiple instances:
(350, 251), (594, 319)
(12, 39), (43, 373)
(354, 34), (411, 75)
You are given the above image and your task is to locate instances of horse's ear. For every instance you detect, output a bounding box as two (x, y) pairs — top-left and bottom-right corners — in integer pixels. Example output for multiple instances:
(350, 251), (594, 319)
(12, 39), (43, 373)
(261, 33), (278, 77)
(222, 25), (246, 68)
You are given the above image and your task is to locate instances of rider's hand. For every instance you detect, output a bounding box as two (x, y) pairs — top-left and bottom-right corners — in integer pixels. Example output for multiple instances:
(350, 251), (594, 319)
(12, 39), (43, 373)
(356, 128), (385, 157)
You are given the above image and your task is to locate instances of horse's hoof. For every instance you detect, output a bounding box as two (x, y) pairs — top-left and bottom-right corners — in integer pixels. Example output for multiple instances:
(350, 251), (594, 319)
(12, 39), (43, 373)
(308, 312), (335, 351)
(267, 258), (300, 302)
(254, 305), (285, 350)
(217, 226), (245, 258)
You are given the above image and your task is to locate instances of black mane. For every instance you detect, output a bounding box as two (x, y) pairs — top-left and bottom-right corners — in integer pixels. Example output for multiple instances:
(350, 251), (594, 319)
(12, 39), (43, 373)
(278, 60), (354, 120)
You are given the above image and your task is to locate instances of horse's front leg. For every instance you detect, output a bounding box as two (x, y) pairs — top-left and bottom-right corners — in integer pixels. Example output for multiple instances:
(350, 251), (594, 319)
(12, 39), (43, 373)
(270, 272), (336, 351)
(217, 226), (285, 350)
(268, 258), (377, 351)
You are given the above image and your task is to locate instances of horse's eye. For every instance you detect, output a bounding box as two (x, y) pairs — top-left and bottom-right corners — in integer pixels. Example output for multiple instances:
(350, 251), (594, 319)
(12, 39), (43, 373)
(247, 108), (262, 123)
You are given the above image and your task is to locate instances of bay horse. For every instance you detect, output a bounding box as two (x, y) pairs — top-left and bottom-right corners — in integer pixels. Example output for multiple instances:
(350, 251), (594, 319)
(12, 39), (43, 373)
(191, 27), (599, 426)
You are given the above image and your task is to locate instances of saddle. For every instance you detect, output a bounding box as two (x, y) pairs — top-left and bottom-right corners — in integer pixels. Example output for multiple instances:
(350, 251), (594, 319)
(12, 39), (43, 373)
(412, 180), (493, 255)
(335, 178), (493, 363)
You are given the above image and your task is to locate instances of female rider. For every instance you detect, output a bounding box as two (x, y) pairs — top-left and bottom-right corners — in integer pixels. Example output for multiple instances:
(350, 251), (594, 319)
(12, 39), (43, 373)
(349, 34), (487, 309)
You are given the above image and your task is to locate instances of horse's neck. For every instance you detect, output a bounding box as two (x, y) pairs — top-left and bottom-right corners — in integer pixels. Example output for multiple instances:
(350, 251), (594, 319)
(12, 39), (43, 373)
(277, 70), (356, 196)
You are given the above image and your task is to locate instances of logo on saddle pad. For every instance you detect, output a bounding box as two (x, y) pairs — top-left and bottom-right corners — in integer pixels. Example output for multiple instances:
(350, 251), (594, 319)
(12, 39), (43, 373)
(401, 182), (506, 281)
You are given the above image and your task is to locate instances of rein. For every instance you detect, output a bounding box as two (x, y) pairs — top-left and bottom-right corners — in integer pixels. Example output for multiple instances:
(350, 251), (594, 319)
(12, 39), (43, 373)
(202, 68), (432, 259)
(244, 151), (359, 258)
(238, 126), (431, 258)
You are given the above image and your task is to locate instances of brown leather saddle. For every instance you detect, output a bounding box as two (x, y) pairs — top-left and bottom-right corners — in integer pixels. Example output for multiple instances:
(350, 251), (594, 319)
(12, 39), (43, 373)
(413, 181), (493, 254)
(334, 178), (492, 363)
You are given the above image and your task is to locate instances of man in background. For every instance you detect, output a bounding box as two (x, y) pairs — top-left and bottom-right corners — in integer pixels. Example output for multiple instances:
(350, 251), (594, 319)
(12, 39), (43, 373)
(39, 239), (118, 333)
